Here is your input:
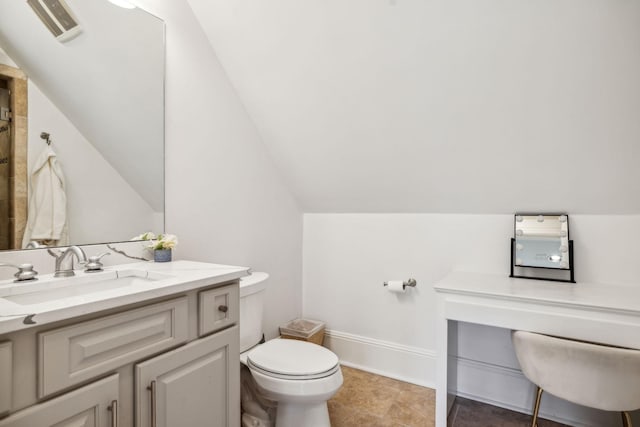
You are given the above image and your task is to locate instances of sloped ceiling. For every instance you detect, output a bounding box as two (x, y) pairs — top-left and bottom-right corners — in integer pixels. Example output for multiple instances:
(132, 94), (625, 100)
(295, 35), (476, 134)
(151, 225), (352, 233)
(188, 0), (640, 214)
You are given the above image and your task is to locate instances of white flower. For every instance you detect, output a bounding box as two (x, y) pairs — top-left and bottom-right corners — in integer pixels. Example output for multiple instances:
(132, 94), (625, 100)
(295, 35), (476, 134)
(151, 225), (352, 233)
(156, 234), (178, 250)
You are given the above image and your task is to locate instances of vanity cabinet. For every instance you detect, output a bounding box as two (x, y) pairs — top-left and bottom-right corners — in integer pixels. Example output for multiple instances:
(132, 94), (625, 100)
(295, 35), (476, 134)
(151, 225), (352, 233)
(0, 279), (240, 427)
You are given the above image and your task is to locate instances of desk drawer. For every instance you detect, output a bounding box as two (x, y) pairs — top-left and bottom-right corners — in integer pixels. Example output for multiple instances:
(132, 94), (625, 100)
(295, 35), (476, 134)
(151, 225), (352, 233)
(199, 283), (239, 336)
(0, 341), (11, 414)
(39, 297), (188, 397)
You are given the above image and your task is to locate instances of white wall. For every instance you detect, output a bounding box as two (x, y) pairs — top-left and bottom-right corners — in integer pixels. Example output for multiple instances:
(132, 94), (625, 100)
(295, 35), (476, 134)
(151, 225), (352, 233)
(186, 0), (640, 214)
(133, 0), (303, 339)
(303, 213), (640, 425)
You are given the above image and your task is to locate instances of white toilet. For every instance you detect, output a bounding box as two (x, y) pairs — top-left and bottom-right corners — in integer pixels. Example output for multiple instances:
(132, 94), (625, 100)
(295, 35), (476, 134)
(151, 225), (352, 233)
(240, 273), (343, 427)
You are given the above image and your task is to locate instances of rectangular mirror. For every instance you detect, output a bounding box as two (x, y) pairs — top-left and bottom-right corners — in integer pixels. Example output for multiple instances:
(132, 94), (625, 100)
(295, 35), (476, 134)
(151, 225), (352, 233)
(511, 214), (574, 283)
(515, 214), (569, 269)
(0, 0), (164, 250)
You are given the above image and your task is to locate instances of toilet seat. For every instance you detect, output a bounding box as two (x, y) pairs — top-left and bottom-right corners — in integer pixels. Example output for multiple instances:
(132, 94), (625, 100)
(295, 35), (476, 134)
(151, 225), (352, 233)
(248, 359), (341, 380)
(247, 339), (339, 380)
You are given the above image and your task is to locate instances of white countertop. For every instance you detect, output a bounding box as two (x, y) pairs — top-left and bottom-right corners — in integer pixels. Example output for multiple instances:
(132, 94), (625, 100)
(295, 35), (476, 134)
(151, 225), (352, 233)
(434, 271), (640, 315)
(0, 260), (249, 335)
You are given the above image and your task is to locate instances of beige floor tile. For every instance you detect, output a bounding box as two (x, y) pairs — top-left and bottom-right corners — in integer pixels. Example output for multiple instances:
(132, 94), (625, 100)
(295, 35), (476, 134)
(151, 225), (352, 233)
(330, 366), (432, 426)
(328, 401), (354, 427)
(386, 401), (433, 427)
(328, 366), (570, 427)
(348, 410), (403, 427)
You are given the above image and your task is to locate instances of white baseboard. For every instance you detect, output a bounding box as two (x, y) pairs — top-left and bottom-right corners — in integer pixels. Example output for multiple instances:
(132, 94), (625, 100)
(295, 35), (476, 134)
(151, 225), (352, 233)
(323, 329), (436, 389)
(324, 329), (624, 427)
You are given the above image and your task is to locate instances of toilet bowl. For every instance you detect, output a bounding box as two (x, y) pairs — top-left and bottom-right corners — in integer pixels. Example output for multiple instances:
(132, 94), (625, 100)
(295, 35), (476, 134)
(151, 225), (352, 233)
(240, 273), (343, 427)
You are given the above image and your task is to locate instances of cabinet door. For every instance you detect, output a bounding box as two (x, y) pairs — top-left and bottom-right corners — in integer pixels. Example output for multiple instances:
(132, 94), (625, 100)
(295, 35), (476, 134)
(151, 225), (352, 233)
(136, 326), (239, 427)
(0, 374), (119, 427)
(0, 342), (11, 415)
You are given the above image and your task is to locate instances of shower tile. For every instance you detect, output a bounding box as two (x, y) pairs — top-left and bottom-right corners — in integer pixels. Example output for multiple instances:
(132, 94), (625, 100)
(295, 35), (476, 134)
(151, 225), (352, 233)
(14, 196), (26, 222)
(13, 116), (28, 158)
(12, 78), (27, 117)
(10, 175), (26, 201)
(0, 176), (7, 200)
(0, 65), (26, 81)
(14, 150), (27, 179)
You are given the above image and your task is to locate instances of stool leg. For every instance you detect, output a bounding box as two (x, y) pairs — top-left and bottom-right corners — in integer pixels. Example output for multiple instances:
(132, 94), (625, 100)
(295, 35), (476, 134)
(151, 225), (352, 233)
(622, 411), (632, 427)
(531, 387), (543, 427)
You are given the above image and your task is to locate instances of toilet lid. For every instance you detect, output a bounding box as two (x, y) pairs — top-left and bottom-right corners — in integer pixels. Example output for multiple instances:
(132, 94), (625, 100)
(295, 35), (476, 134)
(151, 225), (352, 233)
(247, 339), (339, 378)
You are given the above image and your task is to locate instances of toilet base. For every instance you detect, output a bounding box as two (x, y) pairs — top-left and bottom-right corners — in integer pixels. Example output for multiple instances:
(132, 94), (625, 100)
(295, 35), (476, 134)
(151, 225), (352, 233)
(276, 401), (330, 427)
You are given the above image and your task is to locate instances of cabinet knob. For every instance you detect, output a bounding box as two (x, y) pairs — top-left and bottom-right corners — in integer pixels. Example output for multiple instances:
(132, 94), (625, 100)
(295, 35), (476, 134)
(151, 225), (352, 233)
(218, 305), (228, 313)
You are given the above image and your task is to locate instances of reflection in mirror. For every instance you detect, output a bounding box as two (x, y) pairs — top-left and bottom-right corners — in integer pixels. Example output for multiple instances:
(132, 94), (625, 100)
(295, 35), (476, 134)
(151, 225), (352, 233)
(0, 0), (164, 250)
(515, 214), (569, 269)
(510, 214), (574, 283)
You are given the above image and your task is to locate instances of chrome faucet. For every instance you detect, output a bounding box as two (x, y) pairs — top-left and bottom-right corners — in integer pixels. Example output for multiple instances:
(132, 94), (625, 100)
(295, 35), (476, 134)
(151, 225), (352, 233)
(48, 246), (88, 278)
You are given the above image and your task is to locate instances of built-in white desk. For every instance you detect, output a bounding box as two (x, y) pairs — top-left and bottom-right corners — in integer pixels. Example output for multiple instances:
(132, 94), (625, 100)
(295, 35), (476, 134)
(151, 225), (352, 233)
(434, 271), (640, 427)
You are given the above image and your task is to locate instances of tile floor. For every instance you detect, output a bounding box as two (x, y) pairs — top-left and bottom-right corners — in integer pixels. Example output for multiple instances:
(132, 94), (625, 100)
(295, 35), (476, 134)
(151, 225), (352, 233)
(328, 365), (435, 426)
(448, 397), (569, 427)
(328, 366), (569, 427)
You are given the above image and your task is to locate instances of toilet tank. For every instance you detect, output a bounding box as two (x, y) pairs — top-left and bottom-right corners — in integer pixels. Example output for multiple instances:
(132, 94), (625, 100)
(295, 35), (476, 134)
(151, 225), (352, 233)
(239, 272), (269, 352)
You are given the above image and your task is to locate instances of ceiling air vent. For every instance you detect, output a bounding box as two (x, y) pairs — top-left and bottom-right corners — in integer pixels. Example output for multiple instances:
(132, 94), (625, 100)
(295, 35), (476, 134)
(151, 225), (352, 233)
(26, 0), (82, 42)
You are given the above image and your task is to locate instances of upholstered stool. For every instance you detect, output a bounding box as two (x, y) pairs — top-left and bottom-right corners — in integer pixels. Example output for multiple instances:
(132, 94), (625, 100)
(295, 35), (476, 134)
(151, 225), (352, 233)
(512, 330), (640, 427)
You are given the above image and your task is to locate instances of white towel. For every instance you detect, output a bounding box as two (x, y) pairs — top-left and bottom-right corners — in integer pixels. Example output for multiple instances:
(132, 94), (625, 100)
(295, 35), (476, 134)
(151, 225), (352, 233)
(22, 146), (69, 247)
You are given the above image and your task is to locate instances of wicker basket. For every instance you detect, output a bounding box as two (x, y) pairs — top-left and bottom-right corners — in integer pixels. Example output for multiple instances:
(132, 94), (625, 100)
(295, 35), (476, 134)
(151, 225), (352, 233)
(279, 318), (326, 346)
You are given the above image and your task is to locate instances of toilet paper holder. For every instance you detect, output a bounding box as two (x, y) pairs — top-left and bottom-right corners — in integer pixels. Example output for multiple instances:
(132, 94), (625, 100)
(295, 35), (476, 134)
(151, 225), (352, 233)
(383, 278), (417, 289)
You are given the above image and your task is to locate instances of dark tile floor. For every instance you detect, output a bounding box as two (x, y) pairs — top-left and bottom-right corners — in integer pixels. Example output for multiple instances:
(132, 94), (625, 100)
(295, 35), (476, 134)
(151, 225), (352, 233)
(328, 366), (569, 427)
(448, 397), (569, 427)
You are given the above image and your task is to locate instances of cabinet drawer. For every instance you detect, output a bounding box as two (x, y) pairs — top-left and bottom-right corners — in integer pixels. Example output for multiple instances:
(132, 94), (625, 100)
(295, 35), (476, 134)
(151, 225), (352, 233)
(39, 297), (189, 397)
(199, 283), (239, 336)
(0, 342), (11, 415)
(0, 374), (118, 427)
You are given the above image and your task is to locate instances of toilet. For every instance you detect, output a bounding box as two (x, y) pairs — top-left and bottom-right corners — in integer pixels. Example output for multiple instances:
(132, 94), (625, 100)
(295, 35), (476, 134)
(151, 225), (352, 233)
(240, 273), (343, 427)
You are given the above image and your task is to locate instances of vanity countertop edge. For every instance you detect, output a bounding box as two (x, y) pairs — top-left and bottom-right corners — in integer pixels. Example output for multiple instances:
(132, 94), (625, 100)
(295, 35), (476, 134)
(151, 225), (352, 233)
(0, 260), (249, 335)
(434, 270), (640, 316)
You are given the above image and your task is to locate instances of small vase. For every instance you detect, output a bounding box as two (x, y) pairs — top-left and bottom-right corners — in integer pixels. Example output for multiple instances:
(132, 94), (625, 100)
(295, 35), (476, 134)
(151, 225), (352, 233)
(154, 249), (172, 262)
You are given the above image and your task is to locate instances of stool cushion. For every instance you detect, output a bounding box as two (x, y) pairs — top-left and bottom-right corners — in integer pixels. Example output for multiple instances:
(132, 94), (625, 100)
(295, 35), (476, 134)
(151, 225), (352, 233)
(512, 330), (640, 411)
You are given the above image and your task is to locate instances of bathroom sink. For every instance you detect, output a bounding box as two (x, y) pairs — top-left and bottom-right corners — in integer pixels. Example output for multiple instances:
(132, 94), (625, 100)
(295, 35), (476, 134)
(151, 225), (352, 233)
(0, 269), (173, 306)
